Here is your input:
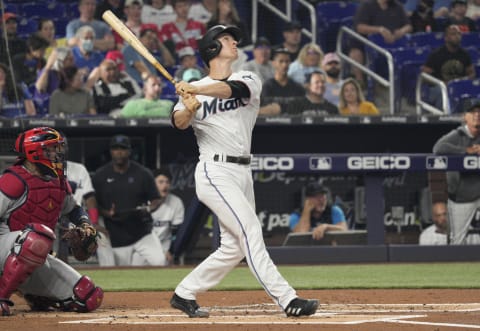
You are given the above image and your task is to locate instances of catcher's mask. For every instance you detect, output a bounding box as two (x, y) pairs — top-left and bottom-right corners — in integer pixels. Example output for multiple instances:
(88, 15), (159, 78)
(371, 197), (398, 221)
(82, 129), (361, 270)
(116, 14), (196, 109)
(14, 127), (66, 179)
(198, 25), (242, 67)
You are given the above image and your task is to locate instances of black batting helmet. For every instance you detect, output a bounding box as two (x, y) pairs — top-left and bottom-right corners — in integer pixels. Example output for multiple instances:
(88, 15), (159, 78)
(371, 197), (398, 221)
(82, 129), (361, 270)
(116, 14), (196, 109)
(198, 25), (242, 67)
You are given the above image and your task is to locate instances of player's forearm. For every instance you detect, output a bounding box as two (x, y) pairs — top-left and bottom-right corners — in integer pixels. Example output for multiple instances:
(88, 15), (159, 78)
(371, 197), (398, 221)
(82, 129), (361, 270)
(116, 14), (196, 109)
(196, 82), (232, 99)
(293, 216), (311, 233)
(173, 109), (195, 129)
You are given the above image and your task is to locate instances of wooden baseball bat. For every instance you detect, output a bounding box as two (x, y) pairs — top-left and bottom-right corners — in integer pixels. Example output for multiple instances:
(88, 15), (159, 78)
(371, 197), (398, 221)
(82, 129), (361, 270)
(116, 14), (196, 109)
(102, 10), (175, 84)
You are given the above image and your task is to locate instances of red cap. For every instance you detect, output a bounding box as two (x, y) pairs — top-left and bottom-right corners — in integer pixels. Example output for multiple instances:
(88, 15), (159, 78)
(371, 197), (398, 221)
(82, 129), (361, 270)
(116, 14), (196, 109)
(105, 50), (125, 71)
(2, 12), (17, 23)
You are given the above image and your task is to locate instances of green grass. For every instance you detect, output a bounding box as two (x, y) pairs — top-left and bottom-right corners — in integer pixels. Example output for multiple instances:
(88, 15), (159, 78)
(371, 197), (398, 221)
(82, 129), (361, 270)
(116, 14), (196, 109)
(81, 262), (480, 292)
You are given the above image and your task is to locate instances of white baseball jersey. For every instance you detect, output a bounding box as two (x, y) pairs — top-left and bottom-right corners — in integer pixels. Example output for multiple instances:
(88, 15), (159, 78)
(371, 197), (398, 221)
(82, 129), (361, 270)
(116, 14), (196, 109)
(151, 193), (185, 252)
(173, 71), (298, 310)
(174, 71), (262, 160)
(418, 225), (447, 245)
(65, 161), (94, 205)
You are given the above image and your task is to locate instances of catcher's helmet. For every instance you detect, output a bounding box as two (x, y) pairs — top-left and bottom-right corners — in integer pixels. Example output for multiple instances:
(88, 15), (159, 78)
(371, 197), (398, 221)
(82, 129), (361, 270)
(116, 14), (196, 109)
(14, 127), (65, 178)
(198, 25), (242, 67)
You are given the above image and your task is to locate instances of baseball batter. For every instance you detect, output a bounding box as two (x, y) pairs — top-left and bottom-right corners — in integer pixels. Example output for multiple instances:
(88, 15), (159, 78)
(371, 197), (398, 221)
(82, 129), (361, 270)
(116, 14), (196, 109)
(169, 25), (318, 318)
(0, 127), (103, 316)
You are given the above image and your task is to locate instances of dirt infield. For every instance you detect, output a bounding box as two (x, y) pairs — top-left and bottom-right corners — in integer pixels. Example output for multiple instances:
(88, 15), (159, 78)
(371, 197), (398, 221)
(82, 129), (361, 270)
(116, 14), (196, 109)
(3, 289), (480, 331)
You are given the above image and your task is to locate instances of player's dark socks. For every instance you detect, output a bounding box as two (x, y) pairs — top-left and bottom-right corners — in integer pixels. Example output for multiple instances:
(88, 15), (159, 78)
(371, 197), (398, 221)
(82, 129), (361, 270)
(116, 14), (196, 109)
(170, 293), (209, 318)
(284, 298), (319, 317)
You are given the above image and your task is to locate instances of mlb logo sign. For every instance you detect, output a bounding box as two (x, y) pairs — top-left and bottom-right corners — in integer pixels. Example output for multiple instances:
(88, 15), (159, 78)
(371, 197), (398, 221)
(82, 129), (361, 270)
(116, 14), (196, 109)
(310, 157), (332, 170)
(426, 156), (447, 170)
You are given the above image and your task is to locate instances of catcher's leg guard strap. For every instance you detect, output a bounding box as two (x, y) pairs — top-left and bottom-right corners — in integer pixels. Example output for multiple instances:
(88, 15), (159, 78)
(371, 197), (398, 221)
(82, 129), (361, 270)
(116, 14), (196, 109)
(0, 224), (54, 299)
(66, 276), (103, 312)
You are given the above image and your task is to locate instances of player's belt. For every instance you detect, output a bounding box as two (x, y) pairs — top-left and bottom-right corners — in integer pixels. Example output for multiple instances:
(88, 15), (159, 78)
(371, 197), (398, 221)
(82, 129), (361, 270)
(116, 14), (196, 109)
(213, 154), (251, 165)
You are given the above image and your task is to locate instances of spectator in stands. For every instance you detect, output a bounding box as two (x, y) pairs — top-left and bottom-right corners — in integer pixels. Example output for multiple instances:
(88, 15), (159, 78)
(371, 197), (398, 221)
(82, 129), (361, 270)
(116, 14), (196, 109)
(120, 74), (174, 117)
(0, 13), (27, 65)
(159, 0), (206, 53)
(49, 66), (96, 116)
(37, 19), (67, 58)
(189, 0), (217, 24)
(67, 0), (115, 52)
(272, 21), (302, 62)
(322, 52), (343, 106)
(123, 25), (175, 84)
(404, 0), (451, 18)
(72, 26), (106, 74)
(409, 0), (438, 33)
(173, 46), (207, 81)
(432, 98), (480, 245)
(151, 167), (185, 265)
(289, 183), (348, 241)
(288, 43), (324, 86)
(142, 0), (176, 28)
(443, 0), (478, 32)
(349, 0), (412, 83)
(0, 63), (36, 117)
(338, 78), (380, 115)
(466, 0), (480, 20)
(422, 24), (475, 109)
(182, 68), (203, 82)
(419, 201), (449, 245)
(92, 134), (167, 266)
(259, 48), (305, 116)
(242, 37), (274, 83)
(105, 50), (126, 72)
(12, 34), (49, 86)
(113, 0), (152, 49)
(207, 0), (251, 47)
(92, 59), (142, 116)
(95, 0), (125, 21)
(34, 47), (75, 114)
(284, 70), (338, 116)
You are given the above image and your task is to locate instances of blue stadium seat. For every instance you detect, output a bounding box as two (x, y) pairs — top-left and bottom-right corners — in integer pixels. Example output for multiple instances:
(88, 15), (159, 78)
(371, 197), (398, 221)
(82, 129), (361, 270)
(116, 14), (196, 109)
(67, 2), (80, 19)
(408, 32), (444, 49)
(4, 3), (20, 14)
(462, 32), (480, 49)
(21, 2), (67, 19)
(448, 78), (480, 113)
(53, 17), (69, 38)
(16, 17), (37, 38)
(316, 1), (358, 52)
(466, 47), (479, 66)
(391, 46), (431, 107)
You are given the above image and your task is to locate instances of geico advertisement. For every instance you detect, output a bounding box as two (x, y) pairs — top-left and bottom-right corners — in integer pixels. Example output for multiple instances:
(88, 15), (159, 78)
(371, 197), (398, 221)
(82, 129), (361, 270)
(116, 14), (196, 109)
(347, 156), (411, 170)
(463, 156), (480, 169)
(251, 156), (294, 171)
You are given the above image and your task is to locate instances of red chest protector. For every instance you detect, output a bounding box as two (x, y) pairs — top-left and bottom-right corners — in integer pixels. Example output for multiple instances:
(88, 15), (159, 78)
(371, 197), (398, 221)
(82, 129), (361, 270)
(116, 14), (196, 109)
(5, 165), (67, 232)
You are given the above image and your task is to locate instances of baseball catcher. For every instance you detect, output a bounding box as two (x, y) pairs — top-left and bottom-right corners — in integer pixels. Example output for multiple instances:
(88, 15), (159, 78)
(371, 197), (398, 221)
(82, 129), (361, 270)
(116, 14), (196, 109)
(0, 127), (103, 316)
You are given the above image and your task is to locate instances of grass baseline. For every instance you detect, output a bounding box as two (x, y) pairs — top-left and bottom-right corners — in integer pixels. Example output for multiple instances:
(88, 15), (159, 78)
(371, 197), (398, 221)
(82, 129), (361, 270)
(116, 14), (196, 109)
(80, 262), (480, 292)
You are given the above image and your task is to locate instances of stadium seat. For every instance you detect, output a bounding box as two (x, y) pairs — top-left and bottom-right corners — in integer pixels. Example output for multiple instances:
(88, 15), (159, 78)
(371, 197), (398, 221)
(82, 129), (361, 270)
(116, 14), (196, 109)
(408, 32), (444, 49)
(316, 1), (358, 52)
(448, 78), (480, 113)
(462, 32), (480, 49)
(390, 46), (431, 108)
(53, 17), (70, 38)
(21, 2), (63, 19)
(4, 3), (20, 14)
(16, 17), (37, 38)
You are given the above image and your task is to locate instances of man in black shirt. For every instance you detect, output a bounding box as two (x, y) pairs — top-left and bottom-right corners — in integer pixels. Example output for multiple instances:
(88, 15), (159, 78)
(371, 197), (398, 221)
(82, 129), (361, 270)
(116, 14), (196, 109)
(422, 24), (475, 109)
(92, 134), (166, 266)
(259, 48), (305, 116)
(284, 70), (338, 116)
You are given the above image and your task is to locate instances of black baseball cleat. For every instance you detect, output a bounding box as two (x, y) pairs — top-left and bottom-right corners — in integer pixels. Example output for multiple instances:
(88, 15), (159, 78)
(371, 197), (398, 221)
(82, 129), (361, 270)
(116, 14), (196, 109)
(170, 293), (209, 318)
(284, 298), (319, 317)
(0, 298), (14, 316)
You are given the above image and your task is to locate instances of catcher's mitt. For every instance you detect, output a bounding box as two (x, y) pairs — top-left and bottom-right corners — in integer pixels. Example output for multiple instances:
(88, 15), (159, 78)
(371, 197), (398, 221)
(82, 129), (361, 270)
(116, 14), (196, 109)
(62, 223), (98, 261)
